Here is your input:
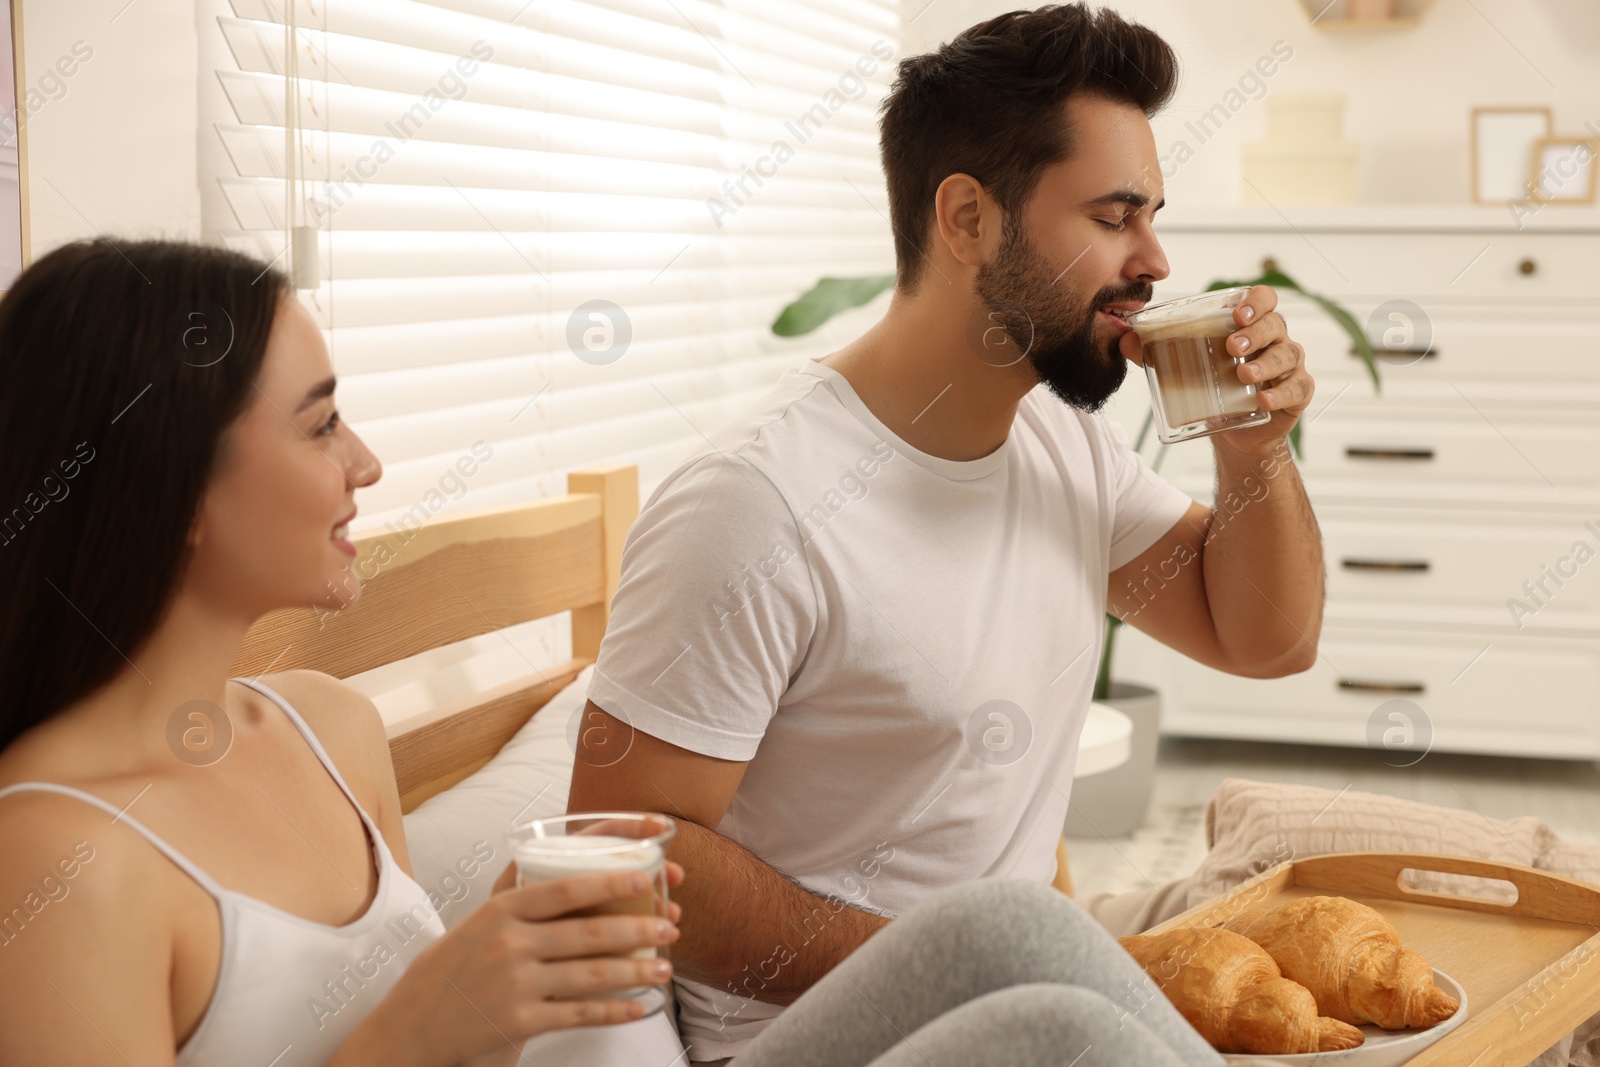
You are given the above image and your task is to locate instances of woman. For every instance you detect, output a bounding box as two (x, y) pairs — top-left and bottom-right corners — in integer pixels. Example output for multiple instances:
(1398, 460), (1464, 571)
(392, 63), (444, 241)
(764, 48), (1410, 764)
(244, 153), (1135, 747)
(0, 240), (1224, 1066)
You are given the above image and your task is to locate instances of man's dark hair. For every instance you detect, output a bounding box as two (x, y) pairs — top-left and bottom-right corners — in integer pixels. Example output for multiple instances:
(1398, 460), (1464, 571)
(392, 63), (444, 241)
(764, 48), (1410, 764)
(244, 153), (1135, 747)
(879, 4), (1179, 290)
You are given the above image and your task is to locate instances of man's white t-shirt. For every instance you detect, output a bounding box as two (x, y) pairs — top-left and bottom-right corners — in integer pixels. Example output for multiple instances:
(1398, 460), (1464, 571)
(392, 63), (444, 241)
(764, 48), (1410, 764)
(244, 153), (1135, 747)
(586, 358), (1193, 1060)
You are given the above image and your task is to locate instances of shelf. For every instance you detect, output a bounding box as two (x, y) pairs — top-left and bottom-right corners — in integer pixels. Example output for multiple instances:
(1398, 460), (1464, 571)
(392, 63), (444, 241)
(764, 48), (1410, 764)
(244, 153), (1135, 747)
(1154, 203), (1600, 234)
(1316, 16), (1421, 31)
(1298, 0), (1435, 31)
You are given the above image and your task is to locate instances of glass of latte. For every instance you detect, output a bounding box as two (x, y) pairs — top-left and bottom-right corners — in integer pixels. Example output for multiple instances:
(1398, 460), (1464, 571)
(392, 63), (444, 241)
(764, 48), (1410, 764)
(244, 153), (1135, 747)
(507, 812), (677, 1016)
(1125, 286), (1272, 444)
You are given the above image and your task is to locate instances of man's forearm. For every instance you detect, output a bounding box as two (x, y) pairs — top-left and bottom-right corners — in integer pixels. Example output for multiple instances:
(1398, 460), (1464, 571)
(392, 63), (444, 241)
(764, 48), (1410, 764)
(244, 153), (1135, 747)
(1202, 437), (1325, 674)
(666, 818), (888, 1004)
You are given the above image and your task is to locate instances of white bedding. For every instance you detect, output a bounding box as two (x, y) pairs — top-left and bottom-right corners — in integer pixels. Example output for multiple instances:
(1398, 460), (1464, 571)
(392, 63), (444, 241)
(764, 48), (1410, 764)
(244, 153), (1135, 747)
(400, 678), (1600, 1067)
(401, 665), (689, 1066)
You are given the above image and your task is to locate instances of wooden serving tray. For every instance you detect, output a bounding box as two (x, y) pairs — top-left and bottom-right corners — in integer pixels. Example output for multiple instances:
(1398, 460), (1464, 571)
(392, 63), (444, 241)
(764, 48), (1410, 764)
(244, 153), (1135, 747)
(1146, 852), (1600, 1066)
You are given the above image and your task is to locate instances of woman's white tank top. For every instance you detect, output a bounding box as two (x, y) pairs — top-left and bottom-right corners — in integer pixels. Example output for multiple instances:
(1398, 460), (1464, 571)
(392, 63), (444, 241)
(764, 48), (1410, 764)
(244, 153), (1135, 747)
(0, 677), (447, 1067)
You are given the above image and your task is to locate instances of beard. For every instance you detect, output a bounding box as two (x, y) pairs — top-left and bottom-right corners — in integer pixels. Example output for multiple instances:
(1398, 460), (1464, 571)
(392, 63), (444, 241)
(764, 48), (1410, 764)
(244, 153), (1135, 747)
(973, 220), (1150, 413)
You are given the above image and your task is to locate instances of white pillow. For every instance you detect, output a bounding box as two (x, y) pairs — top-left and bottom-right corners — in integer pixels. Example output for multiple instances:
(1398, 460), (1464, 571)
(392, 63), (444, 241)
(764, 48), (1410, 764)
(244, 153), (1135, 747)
(400, 666), (688, 1066)
(401, 665), (589, 927)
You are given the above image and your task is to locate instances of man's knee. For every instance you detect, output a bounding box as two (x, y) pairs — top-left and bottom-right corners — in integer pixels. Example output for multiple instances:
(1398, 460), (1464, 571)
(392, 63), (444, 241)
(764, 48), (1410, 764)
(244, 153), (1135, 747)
(951, 984), (1128, 1044)
(914, 878), (1097, 942)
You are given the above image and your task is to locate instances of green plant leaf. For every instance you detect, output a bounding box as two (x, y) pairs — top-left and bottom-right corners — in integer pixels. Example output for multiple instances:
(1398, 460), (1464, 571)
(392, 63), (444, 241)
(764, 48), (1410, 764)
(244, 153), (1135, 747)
(1094, 613), (1124, 702)
(1303, 291), (1381, 394)
(1132, 408), (1155, 453)
(771, 274), (896, 337)
(1208, 271), (1381, 394)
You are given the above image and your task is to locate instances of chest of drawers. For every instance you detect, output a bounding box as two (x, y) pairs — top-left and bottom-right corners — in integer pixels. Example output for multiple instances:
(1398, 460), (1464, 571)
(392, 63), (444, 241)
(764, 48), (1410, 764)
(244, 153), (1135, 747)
(1117, 206), (1600, 760)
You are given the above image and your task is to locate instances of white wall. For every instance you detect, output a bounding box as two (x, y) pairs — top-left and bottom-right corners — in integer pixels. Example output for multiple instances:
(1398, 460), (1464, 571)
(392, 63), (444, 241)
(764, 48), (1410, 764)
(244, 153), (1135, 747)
(21, 1), (1600, 255)
(18, 0), (201, 257)
(0, 7), (21, 287)
(903, 0), (1600, 207)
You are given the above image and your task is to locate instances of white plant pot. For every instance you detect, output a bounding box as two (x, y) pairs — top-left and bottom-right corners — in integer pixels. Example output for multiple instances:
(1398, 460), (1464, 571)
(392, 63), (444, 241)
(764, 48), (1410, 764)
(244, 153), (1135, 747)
(1065, 683), (1162, 839)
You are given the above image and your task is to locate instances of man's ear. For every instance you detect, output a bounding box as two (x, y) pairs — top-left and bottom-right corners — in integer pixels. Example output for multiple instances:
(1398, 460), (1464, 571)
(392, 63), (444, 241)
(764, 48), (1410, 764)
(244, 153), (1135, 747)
(932, 173), (1003, 271)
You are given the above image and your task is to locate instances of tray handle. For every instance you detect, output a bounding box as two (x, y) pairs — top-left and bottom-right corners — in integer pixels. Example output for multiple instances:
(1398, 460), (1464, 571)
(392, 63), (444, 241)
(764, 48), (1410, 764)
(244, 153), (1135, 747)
(1290, 851), (1600, 926)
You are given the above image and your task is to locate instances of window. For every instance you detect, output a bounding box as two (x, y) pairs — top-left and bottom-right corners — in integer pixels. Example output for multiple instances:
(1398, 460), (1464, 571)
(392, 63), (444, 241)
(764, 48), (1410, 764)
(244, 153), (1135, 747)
(201, 0), (900, 698)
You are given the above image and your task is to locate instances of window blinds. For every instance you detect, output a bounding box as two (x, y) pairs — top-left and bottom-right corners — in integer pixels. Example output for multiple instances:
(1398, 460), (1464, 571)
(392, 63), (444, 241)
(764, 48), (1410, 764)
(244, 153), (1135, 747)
(206, 0), (901, 533)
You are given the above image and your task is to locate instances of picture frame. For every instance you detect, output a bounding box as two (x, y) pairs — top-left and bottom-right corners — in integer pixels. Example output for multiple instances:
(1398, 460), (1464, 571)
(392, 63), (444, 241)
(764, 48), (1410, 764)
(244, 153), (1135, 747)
(1528, 136), (1600, 205)
(1470, 106), (1551, 206)
(0, 0), (27, 292)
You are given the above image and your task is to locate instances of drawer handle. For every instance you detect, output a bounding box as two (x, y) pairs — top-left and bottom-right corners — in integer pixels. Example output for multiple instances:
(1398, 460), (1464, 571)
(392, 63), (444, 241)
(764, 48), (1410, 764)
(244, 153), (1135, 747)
(1339, 679), (1427, 695)
(1345, 447), (1435, 461)
(1352, 345), (1436, 361)
(1341, 558), (1431, 572)
(1519, 257), (1538, 276)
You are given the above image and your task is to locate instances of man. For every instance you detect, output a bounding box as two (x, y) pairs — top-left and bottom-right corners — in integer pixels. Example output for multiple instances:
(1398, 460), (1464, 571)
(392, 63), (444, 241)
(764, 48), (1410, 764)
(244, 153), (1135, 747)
(569, 5), (1323, 1061)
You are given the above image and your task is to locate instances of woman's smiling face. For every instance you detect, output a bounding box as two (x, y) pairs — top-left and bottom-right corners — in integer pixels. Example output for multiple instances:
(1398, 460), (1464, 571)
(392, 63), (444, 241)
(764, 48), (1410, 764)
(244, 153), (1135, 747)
(187, 295), (382, 617)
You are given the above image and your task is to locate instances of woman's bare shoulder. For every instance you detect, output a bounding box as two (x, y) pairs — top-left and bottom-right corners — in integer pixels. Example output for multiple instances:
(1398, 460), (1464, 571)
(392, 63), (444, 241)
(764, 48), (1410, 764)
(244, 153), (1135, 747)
(0, 778), (181, 963)
(0, 745), (179, 893)
(255, 670), (390, 771)
(0, 783), (179, 1063)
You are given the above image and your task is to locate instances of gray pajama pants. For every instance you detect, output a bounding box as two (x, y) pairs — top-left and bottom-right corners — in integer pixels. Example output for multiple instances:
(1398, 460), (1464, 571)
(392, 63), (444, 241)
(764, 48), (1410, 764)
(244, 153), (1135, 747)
(733, 879), (1227, 1067)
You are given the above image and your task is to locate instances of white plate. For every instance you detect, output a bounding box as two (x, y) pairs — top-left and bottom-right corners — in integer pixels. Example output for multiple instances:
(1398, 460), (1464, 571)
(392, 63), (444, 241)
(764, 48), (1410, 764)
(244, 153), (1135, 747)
(1222, 969), (1468, 1067)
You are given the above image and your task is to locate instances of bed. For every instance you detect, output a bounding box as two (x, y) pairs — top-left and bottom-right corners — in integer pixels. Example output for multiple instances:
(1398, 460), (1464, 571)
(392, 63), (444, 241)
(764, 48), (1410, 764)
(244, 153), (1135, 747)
(228, 464), (1600, 1067)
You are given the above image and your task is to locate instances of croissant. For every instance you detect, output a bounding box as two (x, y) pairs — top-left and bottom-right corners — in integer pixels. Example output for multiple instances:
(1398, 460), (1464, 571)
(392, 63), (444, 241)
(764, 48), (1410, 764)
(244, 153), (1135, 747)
(1226, 896), (1459, 1030)
(1120, 927), (1364, 1055)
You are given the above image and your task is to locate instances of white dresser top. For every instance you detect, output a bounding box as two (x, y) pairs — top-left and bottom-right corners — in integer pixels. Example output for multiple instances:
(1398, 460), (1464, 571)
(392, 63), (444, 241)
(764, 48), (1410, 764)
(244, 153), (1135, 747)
(1156, 204), (1600, 235)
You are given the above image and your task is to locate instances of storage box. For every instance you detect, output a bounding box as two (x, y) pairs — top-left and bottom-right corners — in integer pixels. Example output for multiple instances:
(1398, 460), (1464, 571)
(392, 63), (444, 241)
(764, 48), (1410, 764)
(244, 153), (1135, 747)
(1243, 143), (1360, 205)
(1244, 91), (1359, 204)
(1265, 91), (1349, 145)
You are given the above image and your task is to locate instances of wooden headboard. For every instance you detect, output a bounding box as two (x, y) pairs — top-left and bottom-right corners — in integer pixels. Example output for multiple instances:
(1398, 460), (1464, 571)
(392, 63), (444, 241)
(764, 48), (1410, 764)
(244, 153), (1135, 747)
(231, 465), (639, 812)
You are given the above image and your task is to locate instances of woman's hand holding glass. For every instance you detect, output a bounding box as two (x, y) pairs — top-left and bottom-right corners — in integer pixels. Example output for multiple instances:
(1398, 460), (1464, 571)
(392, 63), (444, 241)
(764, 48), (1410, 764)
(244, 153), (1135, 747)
(334, 862), (686, 1067)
